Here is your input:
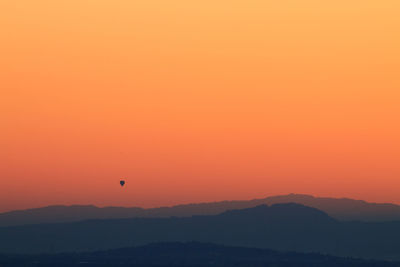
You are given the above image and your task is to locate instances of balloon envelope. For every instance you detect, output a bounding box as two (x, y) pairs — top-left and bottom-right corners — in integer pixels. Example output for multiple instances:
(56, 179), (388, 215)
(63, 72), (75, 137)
(120, 180), (125, 187)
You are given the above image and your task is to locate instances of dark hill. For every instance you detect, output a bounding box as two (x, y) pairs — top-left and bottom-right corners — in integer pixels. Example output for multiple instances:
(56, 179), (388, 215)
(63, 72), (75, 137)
(220, 203), (336, 224)
(0, 242), (397, 267)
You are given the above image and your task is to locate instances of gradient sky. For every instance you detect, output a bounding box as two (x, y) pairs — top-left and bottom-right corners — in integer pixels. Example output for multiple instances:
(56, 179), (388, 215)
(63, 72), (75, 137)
(1, 0), (400, 212)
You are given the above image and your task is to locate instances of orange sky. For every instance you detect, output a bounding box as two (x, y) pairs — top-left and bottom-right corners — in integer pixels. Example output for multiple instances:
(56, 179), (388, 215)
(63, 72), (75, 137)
(1, 0), (400, 212)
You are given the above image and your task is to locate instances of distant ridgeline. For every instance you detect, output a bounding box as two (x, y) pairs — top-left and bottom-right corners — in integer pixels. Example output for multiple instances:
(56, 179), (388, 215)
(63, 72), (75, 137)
(1, 203), (400, 261)
(2, 194), (400, 228)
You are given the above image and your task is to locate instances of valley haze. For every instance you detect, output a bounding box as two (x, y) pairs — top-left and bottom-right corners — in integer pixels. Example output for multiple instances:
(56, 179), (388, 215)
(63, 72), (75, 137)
(2, 202), (400, 261)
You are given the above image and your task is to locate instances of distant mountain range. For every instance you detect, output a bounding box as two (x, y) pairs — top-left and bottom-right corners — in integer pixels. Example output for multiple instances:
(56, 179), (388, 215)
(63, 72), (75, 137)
(1, 242), (397, 267)
(2, 194), (400, 227)
(2, 203), (400, 260)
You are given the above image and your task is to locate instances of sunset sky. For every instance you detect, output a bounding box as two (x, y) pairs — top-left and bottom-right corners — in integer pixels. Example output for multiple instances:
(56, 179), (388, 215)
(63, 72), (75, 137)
(1, 0), (399, 212)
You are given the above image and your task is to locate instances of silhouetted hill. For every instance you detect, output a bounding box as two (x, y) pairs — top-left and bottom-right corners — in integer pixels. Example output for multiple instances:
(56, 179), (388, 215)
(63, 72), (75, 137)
(219, 203), (337, 227)
(264, 194), (400, 222)
(1, 204), (400, 260)
(0, 242), (397, 267)
(2, 194), (400, 227)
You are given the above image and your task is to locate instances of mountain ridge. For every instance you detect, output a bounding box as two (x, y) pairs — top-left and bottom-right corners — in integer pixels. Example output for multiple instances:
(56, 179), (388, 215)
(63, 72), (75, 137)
(2, 194), (400, 227)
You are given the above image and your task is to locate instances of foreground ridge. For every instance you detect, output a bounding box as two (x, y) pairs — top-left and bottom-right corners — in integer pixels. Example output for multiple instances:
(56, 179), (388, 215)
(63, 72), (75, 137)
(0, 242), (398, 267)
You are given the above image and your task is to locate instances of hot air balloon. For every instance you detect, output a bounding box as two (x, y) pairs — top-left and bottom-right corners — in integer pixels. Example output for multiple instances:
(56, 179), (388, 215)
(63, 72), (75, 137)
(120, 180), (125, 187)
